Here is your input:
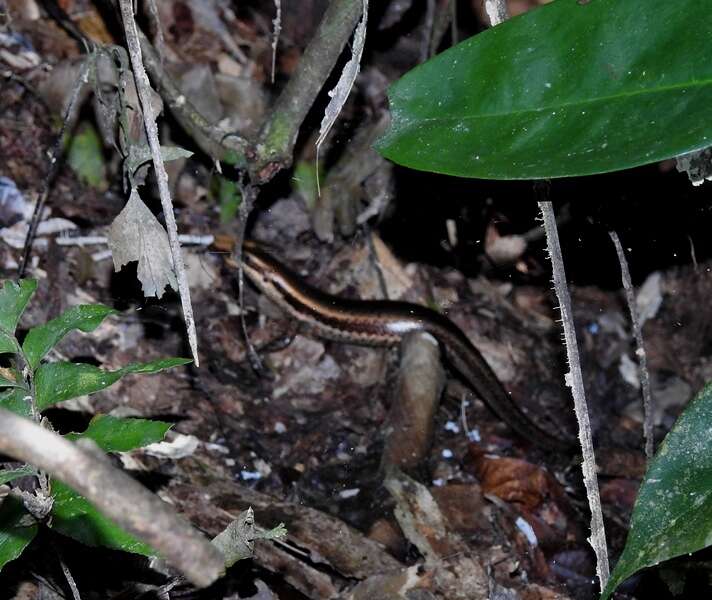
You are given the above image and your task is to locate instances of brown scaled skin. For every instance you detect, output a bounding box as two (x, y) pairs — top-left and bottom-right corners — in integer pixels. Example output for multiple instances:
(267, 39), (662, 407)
(241, 240), (573, 452)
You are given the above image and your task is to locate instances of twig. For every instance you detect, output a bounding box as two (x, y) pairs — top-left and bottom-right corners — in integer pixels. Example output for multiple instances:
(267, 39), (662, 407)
(422, 0), (436, 61)
(137, 29), (247, 166)
(0, 409), (224, 587)
(539, 200), (610, 590)
(57, 549), (82, 600)
(18, 58), (92, 279)
(271, 0), (282, 84)
(56, 234), (215, 247)
(250, 0), (365, 182)
(609, 231), (654, 460)
(235, 182), (263, 372)
(119, 0), (199, 366)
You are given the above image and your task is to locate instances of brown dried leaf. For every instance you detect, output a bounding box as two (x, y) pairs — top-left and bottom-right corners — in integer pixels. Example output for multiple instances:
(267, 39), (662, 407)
(107, 189), (177, 298)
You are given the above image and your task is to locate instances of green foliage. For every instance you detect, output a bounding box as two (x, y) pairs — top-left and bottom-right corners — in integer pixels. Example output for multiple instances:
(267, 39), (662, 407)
(22, 304), (117, 370)
(0, 466), (35, 486)
(0, 499), (38, 569)
(51, 481), (155, 555)
(65, 414), (172, 453)
(0, 280), (37, 335)
(67, 122), (107, 189)
(377, 0), (712, 179)
(0, 280), (187, 571)
(602, 383), (712, 599)
(34, 358), (190, 410)
(216, 176), (242, 224)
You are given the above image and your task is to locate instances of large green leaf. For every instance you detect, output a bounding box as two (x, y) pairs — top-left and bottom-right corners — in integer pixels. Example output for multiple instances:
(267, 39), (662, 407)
(376, 0), (712, 179)
(22, 304), (117, 370)
(64, 414), (172, 452)
(602, 383), (712, 599)
(34, 358), (191, 410)
(0, 497), (38, 572)
(51, 481), (153, 556)
(0, 280), (36, 335)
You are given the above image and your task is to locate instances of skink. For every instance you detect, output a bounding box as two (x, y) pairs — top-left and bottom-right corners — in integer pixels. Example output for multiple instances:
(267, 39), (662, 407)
(241, 240), (570, 451)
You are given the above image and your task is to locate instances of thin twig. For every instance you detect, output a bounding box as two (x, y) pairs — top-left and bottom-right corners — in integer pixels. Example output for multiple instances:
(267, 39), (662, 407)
(235, 182), (263, 372)
(137, 29), (247, 166)
(57, 550), (82, 600)
(119, 0), (199, 366)
(0, 409), (224, 587)
(271, 0), (282, 84)
(539, 200), (610, 590)
(18, 58), (92, 279)
(609, 231), (654, 460)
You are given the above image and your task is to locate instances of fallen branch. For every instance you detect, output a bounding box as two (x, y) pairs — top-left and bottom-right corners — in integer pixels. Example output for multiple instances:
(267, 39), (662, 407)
(0, 409), (224, 588)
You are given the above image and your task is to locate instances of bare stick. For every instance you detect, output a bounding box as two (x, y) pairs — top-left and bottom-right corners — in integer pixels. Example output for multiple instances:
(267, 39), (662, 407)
(0, 409), (224, 587)
(271, 0), (282, 84)
(119, 0), (199, 366)
(539, 200), (609, 590)
(57, 549), (82, 600)
(609, 231), (654, 460)
(18, 58), (92, 279)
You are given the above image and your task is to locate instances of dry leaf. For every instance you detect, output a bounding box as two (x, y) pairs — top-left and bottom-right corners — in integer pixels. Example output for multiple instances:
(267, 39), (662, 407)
(107, 189), (177, 298)
(315, 0), (368, 169)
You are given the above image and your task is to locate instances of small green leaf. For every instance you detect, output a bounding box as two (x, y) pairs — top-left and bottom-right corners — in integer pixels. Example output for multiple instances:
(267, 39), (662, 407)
(51, 481), (153, 555)
(602, 383), (712, 599)
(377, 0), (712, 179)
(34, 358), (192, 410)
(0, 466), (35, 486)
(0, 497), (38, 572)
(0, 332), (18, 355)
(293, 161), (321, 211)
(67, 123), (107, 189)
(120, 357), (193, 374)
(218, 176), (241, 224)
(64, 414), (172, 452)
(0, 388), (31, 418)
(22, 304), (117, 370)
(0, 280), (37, 335)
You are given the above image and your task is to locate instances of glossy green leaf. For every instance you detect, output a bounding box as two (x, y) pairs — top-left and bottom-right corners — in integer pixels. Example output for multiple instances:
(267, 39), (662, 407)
(0, 388), (31, 418)
(22, 304), (117, 370)
(0, 497), (38, 572)
(51, 481), (152, 555)
(34, 358), (192, 410)
(602, 383), (712, 599)
(0, 280), (36, 335)
(376, 0), (712, 179)
(0, 466), (35, 486)
(64, 414), (171, 452)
